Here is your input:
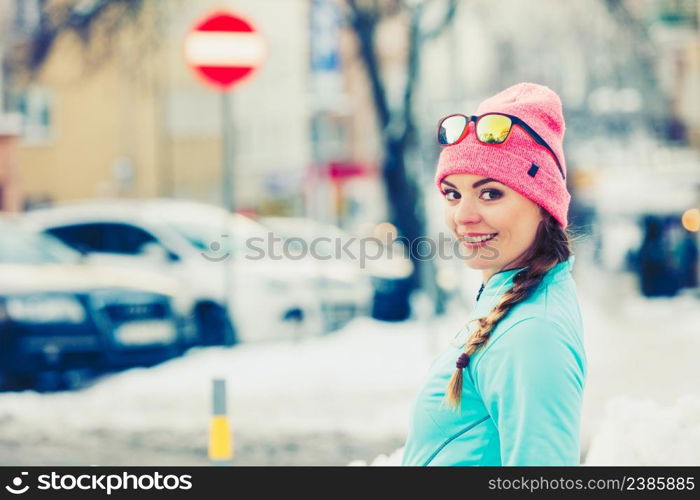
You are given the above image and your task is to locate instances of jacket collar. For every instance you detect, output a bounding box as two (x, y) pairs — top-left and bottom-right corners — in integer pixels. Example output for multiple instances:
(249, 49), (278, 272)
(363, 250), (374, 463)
(477, 255), (576, 301)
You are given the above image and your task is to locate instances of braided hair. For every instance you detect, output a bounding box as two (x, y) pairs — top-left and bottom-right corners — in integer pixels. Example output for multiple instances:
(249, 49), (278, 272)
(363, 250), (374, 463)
(443, 208), (573, 410)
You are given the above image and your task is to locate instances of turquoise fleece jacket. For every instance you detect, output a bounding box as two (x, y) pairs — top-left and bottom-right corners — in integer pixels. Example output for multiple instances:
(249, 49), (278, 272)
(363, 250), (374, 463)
(402, 256), (587, 466)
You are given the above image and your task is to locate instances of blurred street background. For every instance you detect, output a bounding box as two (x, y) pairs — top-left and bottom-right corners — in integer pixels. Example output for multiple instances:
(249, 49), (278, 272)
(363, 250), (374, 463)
(0, 0), (699, 466)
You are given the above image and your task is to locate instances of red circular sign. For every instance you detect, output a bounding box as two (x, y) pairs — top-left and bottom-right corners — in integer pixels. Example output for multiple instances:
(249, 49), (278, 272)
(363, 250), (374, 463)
(184, 11), (266, 91)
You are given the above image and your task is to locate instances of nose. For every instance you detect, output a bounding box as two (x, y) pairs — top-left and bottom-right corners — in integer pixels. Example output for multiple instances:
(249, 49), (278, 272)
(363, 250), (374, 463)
(453, 195), (482, 227)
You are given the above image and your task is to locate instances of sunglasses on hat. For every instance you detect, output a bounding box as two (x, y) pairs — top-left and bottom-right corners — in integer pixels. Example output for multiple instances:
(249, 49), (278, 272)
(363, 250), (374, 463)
(437, 113), (565, 180)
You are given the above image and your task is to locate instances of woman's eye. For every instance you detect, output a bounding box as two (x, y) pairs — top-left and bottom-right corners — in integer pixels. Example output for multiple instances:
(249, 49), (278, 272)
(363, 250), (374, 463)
(480, 189), (503, 201)
(443, 190), (460, 201)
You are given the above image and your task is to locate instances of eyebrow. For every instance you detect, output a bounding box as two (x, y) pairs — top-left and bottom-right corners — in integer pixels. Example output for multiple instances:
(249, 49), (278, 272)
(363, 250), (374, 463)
(440, 178), (499, 189)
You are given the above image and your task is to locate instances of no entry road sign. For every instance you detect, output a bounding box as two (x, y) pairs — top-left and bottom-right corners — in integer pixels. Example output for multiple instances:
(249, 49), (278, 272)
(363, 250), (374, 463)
(184, 11), (266, 91)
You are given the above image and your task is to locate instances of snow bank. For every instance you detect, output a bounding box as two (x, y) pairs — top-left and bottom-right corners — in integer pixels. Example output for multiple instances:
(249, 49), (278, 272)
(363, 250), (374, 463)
(585, 395), (700, 465)
(348, 446), (404, 466)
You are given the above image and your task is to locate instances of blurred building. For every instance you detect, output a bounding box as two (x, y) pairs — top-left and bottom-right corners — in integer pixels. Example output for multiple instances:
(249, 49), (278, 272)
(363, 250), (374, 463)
(0, 1), (22, 211)
(0, 113), (22, 212)
(1, 0), (312, 216)
(2, 0), (167, 208)
(640, 0), (700, 147)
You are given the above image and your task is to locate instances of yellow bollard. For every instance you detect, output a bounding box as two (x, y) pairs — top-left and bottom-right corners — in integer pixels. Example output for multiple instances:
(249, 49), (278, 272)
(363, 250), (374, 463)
(208, 378), (233, 463)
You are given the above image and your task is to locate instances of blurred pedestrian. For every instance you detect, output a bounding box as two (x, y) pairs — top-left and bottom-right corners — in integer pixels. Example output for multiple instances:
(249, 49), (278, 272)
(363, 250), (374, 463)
(637, 215), (678, 297)
(402, 83), (586, 466)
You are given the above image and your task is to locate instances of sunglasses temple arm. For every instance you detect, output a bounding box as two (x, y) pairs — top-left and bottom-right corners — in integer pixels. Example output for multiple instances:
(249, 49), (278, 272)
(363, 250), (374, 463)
(516, 120), (566, 181)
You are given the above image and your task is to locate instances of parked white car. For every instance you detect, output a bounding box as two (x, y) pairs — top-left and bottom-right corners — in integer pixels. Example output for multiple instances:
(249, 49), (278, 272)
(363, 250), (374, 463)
(25, 199), (349, 342)
(256, 217), (375, 331)
(259, 216), (413, 321)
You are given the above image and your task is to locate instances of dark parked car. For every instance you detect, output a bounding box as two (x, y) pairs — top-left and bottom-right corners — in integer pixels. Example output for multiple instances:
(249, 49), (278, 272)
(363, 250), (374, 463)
(0, 219), (189, 390)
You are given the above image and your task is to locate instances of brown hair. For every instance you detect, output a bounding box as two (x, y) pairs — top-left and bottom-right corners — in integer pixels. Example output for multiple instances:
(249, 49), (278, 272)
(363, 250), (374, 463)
(443, 208), (573, 410)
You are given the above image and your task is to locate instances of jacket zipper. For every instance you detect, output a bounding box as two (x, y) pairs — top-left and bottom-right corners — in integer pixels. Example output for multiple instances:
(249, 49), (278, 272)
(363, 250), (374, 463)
(422, 414), (490, 466)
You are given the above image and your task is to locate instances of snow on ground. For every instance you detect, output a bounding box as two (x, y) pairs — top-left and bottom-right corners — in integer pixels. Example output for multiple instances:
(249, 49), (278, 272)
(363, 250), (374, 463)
(0, 310), (467, 465)
(1, 254), (699, 465)
(348, 446), (405, 466)
(585, 395), (700, 465)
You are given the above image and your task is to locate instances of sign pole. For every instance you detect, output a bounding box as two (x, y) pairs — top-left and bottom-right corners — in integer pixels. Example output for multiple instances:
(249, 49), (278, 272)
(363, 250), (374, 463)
(221, 91), (235, 213)
(221, 90), (236, 343)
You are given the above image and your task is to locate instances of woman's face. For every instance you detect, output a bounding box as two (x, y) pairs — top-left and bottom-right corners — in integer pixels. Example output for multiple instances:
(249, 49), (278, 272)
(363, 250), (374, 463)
(441, 173), (543, 283)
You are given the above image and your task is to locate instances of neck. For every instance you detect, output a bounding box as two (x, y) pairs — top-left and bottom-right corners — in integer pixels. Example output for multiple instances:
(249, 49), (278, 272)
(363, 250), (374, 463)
(481, 268), (496, 286)
(481, 259), (528, 287)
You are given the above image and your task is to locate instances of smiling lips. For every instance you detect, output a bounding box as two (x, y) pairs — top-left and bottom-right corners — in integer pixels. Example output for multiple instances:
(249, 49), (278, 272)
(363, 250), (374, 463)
(461, 233), (498, 245)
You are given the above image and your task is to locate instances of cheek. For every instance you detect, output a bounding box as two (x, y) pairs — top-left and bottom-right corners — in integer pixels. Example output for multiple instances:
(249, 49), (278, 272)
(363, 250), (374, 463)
(486, 201), (538, 241)
(481, 205), (514, 235)
(443, 204), (456, 230)
(506, 206), (541, 245)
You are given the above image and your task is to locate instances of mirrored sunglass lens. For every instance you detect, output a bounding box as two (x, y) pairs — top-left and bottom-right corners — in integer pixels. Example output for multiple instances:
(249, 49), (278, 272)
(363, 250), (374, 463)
(476, 114), (512, 144)
(439, 115), (468, 145)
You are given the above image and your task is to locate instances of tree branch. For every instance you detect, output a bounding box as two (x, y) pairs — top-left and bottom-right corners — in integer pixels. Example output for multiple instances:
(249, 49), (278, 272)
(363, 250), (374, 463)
(399, 0), (458, 143)
(421, 0), (458, 41)
(602, 0), (653, 47)
(400, 2), (422, 144)
(346, 0), (391, 130)
(601, 0), (666, 119)
(21, 0), (144, 72)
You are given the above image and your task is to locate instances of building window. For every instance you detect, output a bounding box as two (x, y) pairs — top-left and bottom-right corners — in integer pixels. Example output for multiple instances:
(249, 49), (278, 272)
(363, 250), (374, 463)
(10, 85), (53, 145)
(13, 0), (41, 34)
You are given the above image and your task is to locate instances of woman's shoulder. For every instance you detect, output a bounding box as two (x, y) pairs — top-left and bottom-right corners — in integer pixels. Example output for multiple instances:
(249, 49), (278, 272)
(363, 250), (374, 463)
(472, 312), (585, 372)
(470, 314), (587, 391)
(468, 267), (586, 374)
(508, 272), (583, 339)
(481, 314), (568, 352)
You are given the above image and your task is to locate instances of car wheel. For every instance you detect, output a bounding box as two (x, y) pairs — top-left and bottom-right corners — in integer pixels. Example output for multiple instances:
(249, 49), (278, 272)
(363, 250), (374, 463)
(195, 302), (237, 346)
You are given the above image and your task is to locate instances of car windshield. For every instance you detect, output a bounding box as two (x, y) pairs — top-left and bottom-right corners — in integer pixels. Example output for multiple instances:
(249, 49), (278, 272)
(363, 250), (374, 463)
(260, 217), (399, 262)
(0, 223), (83, 264)
(260, 219), (351, 259)
(164, 215), (278, 259)
(258, 217), (413, 277)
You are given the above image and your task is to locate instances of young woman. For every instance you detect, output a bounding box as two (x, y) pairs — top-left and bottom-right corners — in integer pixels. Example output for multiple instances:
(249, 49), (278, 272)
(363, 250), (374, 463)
(402, 83), (587, 466)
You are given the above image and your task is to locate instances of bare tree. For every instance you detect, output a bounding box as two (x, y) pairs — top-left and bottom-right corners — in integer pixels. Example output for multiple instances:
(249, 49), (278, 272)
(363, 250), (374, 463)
(6, 0), (146, 77)
(601, 0), (671, 137)
(345, 0), (458, 318)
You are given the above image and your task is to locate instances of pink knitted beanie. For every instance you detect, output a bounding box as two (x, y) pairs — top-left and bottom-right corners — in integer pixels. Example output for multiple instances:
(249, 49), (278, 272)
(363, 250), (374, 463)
(434, 82), (570, 228)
